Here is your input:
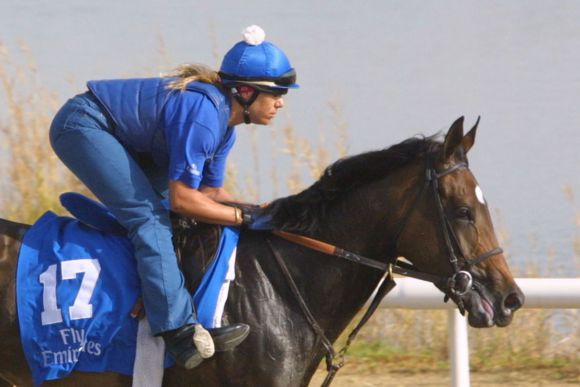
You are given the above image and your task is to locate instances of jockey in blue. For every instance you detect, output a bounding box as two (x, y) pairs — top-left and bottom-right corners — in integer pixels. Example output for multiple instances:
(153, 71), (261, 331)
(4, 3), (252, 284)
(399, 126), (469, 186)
(49, 25), (298, 369)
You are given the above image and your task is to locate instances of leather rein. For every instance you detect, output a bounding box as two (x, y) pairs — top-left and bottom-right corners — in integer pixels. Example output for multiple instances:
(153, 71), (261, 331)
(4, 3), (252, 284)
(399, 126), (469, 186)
(266, 151), (503, 386)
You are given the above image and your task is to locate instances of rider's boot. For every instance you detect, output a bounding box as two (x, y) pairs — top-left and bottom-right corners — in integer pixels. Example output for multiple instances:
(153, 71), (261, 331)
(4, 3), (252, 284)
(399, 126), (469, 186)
(163, 323), (250, 369)
(208, 323), (250, 351)
(162, 324), (204, 369)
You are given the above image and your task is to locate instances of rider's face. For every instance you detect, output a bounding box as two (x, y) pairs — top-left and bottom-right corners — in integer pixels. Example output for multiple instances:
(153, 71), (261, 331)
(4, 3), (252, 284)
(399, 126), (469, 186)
(248, 93), (285, 125)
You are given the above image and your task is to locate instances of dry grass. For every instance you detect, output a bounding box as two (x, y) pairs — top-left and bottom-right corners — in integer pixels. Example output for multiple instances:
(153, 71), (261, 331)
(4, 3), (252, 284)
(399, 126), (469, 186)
(0, 42), (87, 222)
(338, 307), (579, 380)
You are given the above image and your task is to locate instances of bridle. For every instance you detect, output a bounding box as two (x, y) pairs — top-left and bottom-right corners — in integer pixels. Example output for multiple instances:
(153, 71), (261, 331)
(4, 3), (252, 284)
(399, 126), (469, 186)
(267, 149), (503, 386)
(391, 150), (503, 304)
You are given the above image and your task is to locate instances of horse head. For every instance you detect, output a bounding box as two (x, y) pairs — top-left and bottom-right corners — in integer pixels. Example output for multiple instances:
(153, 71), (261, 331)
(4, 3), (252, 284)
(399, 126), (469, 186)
(394, 117), (524, 327)
(269, 117), (523, 330)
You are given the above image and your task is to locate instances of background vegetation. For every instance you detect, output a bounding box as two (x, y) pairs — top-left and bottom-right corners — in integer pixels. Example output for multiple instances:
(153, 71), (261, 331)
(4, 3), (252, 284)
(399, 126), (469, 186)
(1, 43), (578, 384)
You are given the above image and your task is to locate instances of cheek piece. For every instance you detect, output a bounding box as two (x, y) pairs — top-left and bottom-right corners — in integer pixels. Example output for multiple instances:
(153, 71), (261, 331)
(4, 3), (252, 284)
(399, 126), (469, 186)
(232, 86), (259, 124)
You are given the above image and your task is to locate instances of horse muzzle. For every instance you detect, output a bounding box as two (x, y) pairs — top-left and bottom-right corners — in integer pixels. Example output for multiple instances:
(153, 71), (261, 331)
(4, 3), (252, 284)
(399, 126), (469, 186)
(461, 281), (525, 328)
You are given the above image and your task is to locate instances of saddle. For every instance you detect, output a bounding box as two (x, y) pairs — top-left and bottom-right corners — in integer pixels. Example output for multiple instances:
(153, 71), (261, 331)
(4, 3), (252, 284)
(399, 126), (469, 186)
(59, 192), (223, 292)
(170, 217), (222, 294)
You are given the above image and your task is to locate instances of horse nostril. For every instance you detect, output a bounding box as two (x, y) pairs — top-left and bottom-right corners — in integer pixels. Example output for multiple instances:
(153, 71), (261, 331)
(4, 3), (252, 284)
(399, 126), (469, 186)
(504, 291), (524, 312)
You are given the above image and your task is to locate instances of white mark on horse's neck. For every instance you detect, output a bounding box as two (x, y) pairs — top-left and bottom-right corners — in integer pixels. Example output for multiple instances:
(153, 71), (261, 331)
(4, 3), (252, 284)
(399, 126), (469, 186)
(475, 185), (485, 205)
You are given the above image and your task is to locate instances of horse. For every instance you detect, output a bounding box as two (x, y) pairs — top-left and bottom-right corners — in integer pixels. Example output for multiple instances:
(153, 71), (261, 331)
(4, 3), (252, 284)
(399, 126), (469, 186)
(0, 117), (524, 386)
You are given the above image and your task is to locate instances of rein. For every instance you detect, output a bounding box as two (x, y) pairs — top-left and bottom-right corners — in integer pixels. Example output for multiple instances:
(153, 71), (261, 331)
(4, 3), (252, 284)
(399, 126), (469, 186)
(272, 230), (442, 284)
(266, 151), (503, 386)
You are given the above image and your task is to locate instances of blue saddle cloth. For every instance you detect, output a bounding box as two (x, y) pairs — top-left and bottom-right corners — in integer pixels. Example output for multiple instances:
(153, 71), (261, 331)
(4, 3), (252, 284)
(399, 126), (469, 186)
(17, 194), (239, 386)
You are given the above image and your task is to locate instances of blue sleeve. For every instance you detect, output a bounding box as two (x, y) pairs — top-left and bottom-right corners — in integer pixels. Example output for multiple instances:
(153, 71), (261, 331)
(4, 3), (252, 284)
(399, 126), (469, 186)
(200, 128), (236, 187)
(163, 92), (221, 189)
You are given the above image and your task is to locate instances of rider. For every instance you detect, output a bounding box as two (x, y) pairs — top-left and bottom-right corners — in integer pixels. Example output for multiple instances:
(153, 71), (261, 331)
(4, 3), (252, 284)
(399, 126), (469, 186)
(48, 25), (298, 369)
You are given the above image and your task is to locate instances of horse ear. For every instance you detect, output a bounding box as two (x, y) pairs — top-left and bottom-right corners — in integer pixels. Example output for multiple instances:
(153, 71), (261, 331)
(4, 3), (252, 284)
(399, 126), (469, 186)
(443, 116), (465, 160)
(462, 116), (480, 154)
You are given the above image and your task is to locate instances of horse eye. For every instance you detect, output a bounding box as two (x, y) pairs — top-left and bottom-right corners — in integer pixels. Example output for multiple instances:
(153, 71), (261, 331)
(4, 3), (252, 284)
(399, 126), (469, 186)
(456, 207), (473, 221)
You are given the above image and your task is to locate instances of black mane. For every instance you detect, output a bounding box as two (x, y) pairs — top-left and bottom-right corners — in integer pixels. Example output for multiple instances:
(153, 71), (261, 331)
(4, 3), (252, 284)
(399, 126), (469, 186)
(268, 134), (442, 234)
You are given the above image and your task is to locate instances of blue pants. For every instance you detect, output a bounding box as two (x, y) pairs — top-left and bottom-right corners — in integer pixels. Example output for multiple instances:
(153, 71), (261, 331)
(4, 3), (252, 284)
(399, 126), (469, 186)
(49, 92), (195, 334)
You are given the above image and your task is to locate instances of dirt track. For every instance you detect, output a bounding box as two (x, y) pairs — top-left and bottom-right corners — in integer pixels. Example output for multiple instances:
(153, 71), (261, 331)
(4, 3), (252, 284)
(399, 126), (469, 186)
(310, 368), (579, 386)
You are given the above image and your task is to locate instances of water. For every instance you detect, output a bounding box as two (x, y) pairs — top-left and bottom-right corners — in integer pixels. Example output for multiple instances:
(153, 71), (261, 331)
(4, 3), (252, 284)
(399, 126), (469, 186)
(1, 0), (578, 275)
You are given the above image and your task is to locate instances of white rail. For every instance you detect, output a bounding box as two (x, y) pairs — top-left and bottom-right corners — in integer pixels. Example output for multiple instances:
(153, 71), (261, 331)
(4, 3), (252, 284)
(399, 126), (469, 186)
(379, 278), (580, 387)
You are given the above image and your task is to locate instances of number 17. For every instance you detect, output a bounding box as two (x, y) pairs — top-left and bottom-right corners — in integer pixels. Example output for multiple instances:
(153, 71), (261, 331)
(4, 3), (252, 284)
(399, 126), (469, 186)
(39, 259), (101, 326)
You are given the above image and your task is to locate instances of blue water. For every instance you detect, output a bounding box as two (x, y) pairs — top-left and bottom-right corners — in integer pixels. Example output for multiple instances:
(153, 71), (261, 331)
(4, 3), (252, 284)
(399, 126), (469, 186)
(1, 0), (578, 275)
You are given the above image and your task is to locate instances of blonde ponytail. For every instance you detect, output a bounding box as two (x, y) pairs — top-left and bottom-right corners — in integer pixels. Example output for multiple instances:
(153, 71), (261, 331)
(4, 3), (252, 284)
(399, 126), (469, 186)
(165, 64), (221, 90)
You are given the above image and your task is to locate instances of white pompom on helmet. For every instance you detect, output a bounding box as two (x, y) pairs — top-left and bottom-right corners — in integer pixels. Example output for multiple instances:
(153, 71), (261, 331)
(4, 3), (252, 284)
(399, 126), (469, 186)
(219, 25), (299, 95)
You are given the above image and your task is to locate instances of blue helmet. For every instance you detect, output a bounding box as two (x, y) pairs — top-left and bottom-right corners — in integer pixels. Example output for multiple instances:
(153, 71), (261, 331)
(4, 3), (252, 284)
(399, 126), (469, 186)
(219, 25), (299, 95)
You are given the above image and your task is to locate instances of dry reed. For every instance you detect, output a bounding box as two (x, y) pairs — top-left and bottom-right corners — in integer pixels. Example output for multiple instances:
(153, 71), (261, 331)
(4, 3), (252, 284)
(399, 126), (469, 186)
(0, 42), (88, 222)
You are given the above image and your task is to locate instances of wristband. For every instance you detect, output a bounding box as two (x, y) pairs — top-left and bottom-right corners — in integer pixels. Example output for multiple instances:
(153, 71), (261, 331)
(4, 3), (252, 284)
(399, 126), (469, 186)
(234, 208), (242, 224)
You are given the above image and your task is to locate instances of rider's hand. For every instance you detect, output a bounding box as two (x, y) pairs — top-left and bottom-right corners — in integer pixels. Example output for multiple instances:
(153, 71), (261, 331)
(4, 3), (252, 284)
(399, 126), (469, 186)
(241, 206), (274, 230)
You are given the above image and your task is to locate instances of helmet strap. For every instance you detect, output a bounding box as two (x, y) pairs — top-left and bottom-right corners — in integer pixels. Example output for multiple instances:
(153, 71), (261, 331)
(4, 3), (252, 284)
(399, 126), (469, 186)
(232, 86), (259, 124)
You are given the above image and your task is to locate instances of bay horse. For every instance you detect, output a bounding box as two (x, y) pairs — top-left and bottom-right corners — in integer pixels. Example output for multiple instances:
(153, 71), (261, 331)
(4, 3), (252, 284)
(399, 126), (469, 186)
(0, 117), (524, 386)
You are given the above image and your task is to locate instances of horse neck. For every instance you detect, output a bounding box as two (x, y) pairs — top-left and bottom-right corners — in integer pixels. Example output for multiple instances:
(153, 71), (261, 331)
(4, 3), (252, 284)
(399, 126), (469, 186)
(309, 161), (423, 259)
(269, 163), (423, 339)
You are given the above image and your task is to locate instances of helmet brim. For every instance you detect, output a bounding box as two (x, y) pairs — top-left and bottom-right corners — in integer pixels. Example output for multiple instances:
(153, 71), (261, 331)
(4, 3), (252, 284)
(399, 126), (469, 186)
(219, 68), (299, 93)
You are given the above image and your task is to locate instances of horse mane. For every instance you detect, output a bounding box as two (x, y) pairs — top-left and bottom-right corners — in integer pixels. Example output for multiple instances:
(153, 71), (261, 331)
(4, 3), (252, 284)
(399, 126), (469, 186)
(268, 134), (443, 234)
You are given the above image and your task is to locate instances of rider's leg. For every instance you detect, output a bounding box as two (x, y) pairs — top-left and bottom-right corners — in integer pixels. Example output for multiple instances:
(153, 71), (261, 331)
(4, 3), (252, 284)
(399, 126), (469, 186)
(50, 95), (194, 334)
(49, 93), (248, 368)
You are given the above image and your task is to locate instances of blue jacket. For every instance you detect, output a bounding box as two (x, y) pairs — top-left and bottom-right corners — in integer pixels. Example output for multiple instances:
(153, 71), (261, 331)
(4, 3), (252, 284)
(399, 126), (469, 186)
(87, 78), (231, 154)
(87, 78), (235, 189)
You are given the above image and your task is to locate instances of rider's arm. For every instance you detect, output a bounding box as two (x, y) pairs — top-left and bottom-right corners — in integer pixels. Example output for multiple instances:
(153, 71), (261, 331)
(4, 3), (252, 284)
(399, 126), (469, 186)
(164, 93), (243, 224)
(199, 185), (236, 203)
(169, 180), (242, 225)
